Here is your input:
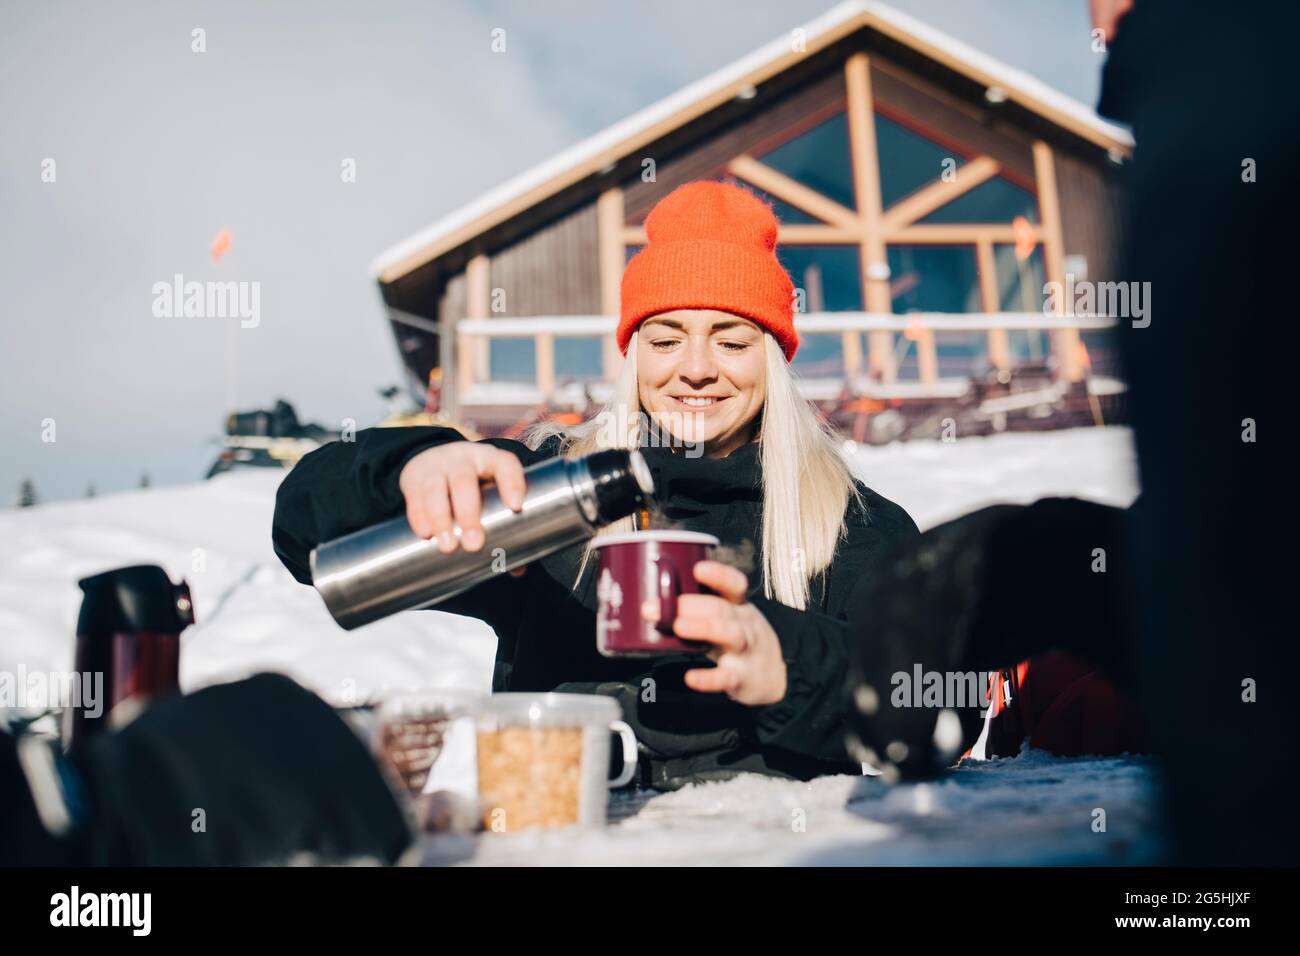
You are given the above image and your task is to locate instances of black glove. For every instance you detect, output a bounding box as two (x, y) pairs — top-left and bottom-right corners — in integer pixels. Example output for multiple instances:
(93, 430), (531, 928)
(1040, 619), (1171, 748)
(844, 498), (1137, 780)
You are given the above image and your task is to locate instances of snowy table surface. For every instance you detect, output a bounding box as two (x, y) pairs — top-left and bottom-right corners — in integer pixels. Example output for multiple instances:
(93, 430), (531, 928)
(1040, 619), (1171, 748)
(419, 750), (1163, 866)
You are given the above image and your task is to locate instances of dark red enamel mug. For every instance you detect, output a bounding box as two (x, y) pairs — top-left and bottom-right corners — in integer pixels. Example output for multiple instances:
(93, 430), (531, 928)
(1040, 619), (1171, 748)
(593, 530), (719, 657)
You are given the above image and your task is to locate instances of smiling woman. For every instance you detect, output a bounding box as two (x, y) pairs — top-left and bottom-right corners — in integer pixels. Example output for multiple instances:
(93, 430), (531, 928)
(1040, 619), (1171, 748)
(636, 311), (768, 459)
(272, 180), (920, 789)
(528, 181), (880, 614)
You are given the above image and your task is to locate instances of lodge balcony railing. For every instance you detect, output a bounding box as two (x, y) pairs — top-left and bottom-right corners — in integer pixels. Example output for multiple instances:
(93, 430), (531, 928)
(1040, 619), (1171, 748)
(443, 312), (1119, 413)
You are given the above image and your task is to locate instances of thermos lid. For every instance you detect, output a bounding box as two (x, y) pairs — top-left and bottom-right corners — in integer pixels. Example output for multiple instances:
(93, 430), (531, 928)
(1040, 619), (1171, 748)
(585, 449), (655, 524)
(76, 564), (194, 637)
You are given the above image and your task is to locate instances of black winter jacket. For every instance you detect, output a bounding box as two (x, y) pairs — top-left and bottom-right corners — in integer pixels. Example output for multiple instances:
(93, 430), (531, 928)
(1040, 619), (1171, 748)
(271, 426), (919, 790)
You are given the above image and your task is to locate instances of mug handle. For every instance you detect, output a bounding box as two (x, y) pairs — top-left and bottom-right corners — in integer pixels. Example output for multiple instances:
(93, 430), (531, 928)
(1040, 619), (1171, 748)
(656, 556), (678, 635)
(608, 719), (638, 788)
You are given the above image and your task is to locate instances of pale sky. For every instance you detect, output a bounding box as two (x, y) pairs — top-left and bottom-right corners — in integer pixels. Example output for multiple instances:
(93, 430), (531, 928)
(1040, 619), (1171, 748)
(0, 0), (1102, 504)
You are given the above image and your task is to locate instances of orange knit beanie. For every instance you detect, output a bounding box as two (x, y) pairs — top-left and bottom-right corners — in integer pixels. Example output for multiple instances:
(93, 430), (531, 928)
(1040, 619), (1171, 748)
(618, 180), (799, 361)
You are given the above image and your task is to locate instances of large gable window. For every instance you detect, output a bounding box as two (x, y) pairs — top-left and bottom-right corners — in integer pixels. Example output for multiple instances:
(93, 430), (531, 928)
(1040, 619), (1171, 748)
(609, 60), (1089, 393)
(753, 112), (856, 212)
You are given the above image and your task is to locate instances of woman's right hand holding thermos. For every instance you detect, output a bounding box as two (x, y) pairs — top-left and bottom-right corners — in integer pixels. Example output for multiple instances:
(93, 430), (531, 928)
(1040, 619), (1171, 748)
(398, 442), (530, 576)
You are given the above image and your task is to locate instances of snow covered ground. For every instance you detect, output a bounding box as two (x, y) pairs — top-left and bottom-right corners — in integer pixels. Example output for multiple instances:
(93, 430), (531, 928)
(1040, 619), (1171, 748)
(0, 425), (1140, 701)
(1, 426), (1152, 865)
(424, 748), (1161, 866)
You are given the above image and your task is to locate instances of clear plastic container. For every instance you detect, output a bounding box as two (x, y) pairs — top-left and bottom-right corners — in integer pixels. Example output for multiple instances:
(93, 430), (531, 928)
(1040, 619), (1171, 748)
(474, 693), (638, 832)
(372, 689), (483, 798)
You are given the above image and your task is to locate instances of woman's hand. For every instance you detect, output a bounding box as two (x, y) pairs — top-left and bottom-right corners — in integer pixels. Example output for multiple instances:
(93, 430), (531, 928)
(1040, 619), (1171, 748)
(667, 560), (787, 706)
(398, 442), (529, 576)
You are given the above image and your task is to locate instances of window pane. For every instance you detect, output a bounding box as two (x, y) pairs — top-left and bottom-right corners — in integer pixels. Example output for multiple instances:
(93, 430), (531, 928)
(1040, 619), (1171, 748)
(993, 244), (1046, 310)
(789, 334), (847, 378)
(555, 336), (604, 381)
(778, 245), (861, 377)
(993, 244), (1049, 362)
(875, 113), (961, 209)
(755, 113), (856, 210)
(1080, 328), (1119, 379)
(778, 245), (862, 310)
(887, 245), (981, 312)
(933, 332), (988, 379)
(489, 338), (535, 383)
(918, 176), (1038, 224)
(887, 245), (984, 380)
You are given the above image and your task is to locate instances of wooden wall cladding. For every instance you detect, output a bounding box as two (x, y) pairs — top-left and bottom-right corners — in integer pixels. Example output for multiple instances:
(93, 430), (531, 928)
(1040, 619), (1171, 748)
(1053, 148), (1127, 283)
(487, 200), (602, 316)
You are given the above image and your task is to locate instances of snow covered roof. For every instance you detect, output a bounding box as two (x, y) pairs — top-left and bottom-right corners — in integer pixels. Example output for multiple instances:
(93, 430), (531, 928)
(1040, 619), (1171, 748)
(371, 0), (1133, 283)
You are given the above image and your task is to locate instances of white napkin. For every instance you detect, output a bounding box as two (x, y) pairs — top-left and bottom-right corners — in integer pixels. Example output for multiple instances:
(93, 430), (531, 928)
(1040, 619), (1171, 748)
(422, 715), (477, 799)
(418, 715), (480, 833)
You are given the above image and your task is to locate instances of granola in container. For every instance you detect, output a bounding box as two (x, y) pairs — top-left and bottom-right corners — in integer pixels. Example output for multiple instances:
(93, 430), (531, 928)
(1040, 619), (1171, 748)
(474, 693), (638, 833)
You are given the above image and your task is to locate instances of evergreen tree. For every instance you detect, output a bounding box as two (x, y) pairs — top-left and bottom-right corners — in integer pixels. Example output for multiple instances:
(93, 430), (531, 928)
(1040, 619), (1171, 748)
(17, 478), (38, 508)
(85, 483), (96, 498)
(139, 471), (151, 489)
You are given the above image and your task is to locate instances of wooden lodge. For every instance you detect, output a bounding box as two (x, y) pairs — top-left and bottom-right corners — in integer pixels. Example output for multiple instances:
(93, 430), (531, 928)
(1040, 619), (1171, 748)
(370, 1), (1132, 441)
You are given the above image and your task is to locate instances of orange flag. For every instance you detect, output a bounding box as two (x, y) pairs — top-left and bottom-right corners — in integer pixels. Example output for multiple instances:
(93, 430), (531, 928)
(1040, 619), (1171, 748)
(210, 228), (232, 264)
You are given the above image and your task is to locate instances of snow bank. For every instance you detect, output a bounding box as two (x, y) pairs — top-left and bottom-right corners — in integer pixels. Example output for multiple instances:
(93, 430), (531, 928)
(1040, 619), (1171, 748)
(848, 425), (1139, 531)
(0, 426), (1139, 710)
(0, 470), (496, 709)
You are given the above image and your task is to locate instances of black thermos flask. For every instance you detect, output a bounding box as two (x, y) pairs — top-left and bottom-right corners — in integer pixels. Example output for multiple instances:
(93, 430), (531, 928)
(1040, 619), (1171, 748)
(68, 564), (194, 749)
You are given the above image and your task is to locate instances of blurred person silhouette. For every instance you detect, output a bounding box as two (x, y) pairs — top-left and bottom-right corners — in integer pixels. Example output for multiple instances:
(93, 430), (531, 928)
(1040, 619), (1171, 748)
(845, 0), (1295, 865)
(1095, 0), (1295, 864)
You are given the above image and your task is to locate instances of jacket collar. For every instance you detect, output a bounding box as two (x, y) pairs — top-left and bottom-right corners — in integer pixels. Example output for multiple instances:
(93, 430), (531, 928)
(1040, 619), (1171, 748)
(638, 440), (762, 516)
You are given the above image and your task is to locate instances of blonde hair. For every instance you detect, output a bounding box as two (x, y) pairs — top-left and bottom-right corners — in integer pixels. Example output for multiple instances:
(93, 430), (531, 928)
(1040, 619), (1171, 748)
(521, 333), (864, 609)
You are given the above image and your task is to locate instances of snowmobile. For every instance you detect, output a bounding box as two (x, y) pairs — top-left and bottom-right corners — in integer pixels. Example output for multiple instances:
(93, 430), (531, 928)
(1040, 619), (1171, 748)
(205, 399), (338, 478)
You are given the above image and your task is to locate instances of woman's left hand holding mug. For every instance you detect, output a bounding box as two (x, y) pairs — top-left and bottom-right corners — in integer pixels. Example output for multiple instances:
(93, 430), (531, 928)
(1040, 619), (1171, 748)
(664, 560), (787, 706)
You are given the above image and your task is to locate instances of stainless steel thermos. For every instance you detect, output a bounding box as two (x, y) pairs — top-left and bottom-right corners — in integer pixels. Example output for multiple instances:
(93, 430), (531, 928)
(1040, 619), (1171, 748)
(310, 448), (655, 630)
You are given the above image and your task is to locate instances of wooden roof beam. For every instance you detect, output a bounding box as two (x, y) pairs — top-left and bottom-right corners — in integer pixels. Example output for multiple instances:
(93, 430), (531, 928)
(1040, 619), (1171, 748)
(726, 154), (861, 229)
(621, 224), (862, 245)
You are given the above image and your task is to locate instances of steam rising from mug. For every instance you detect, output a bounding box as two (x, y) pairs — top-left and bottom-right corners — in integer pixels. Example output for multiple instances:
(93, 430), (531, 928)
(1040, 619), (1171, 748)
(310, 449), (655, 630)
